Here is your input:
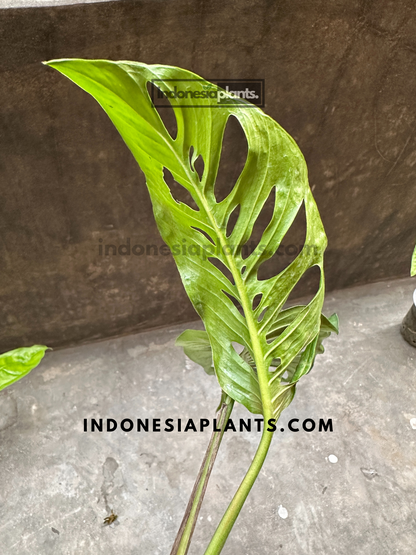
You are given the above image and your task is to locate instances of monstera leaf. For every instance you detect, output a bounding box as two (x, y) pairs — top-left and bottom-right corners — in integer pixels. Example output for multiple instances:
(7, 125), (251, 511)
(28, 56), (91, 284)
(45, 59), (328, 423)
(411, 245), (416, 277)
(0, 345), (49, 391)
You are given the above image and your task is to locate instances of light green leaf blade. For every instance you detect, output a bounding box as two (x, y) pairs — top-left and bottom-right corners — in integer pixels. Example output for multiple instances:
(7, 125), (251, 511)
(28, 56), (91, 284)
(411, 245), (416, 277)
(0, 345), (49, 391)
(45, 59), (329, 419)
(176, 329), (215, 375)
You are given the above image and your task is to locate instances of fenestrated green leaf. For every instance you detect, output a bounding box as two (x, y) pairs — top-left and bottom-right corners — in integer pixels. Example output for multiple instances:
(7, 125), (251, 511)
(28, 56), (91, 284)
(176, 329), (215, 375)
(0, 345), (49, 391)
(45, 59), (330, 420)
(411, 245), (416, 277)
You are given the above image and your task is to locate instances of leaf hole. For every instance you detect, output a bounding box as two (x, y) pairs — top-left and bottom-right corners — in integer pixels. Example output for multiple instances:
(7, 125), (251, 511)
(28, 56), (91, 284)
(191, 227), (215, 246)
(269, 358), (282, 372)
(284, 265), (322, 307)
(240, 187), (276, 259)
(214, 115), (248, 203)
(146, 81), (178, 140)
(241, 265), (247, 276)
(252, 293), (262, 311)
(189, 147), (205, 181)
(163, 168), (199, 211)
(208, 257), (235, 286)
(226, 204), (240, 238)
(234, 344), (256, 370)
(257, 306), (268, 323)
(257, 201), (307, 280)
(194, 156), (205, 181)
(231, 342), (245, 355)
(222, 290), (244, 313)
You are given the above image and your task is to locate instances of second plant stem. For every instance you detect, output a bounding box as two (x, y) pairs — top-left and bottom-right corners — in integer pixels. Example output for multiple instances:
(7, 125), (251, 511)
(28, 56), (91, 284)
(170, 393), (234, 555)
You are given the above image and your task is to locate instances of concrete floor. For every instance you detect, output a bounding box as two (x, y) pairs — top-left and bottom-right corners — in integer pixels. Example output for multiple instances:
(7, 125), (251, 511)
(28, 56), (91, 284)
(1, 278), (415, 555)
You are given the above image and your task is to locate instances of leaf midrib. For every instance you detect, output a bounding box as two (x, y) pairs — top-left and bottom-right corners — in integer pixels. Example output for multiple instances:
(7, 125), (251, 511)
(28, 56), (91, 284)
(176, 143), (273, 420)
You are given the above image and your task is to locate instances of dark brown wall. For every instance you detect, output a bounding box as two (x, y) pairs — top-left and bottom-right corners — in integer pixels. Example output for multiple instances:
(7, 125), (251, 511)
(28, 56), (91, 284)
(1, 0), (415, 352)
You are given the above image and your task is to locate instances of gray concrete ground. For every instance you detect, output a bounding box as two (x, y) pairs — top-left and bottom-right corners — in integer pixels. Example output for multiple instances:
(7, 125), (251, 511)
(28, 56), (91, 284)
(0, 277), (415, 555)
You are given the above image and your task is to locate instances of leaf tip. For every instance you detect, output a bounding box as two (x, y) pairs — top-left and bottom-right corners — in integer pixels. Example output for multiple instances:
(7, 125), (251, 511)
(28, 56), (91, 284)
(34, 344), (50, 351)
(42, 59), (69, 70)
(328, 313), (340, 334)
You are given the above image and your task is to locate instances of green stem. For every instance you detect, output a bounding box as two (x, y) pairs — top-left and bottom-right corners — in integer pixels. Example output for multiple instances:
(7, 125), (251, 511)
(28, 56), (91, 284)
(203, 426), (274, 555)
(170, 394), (234, 555)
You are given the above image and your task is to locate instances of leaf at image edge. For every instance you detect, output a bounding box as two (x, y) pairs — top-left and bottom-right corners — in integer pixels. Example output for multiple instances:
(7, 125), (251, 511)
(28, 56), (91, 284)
(0, 345), (49, 392)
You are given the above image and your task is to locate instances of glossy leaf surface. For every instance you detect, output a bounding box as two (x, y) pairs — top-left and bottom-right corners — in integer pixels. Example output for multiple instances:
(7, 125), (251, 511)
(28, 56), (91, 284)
(45, 59), (328, 419)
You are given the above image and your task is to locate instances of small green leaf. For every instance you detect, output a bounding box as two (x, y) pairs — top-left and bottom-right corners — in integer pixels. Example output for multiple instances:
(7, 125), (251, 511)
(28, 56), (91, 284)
(0, 345), (49, 392)
(321, 313), (339, 334)
(176, 330), (215, 375)
(411, 245), (416, 277)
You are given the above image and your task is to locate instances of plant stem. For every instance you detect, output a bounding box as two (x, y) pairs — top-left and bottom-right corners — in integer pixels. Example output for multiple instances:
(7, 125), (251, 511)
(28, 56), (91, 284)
(170, 394), (234, 555)
(203, 426), (274, 555)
